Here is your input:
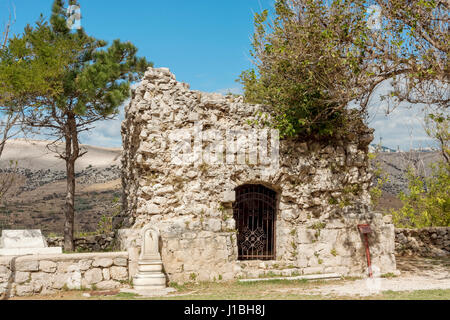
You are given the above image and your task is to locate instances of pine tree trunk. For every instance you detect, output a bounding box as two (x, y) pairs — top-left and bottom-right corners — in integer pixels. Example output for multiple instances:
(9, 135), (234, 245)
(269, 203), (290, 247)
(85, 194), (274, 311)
(64, 156), (76, 251)
(63, 114), (79, 252)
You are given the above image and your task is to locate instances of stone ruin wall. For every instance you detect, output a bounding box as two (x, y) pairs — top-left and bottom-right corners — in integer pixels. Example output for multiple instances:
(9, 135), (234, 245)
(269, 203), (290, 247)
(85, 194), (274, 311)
(395, 227), (450, 257)
(120, 67), (397, 283)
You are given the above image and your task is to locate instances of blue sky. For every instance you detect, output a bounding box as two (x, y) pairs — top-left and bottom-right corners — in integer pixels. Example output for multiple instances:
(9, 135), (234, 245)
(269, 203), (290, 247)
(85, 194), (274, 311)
(1, 0), (438, 150)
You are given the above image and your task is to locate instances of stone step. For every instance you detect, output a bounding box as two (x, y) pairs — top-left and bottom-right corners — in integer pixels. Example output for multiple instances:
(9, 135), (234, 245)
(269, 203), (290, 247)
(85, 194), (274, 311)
(238, 273), (341, 283)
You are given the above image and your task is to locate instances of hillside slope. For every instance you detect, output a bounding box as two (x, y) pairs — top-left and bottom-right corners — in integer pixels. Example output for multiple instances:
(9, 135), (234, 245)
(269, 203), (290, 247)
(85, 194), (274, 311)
(0, 139), (122, 235)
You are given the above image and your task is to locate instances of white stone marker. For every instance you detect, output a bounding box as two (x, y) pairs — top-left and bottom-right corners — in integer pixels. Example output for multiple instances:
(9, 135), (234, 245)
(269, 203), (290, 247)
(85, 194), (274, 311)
(132, 224), (167, 291)
(0, 229), (62, 256)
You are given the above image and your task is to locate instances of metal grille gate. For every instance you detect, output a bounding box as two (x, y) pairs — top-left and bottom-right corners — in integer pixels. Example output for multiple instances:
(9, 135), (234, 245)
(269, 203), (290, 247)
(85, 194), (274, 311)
(233, 184), (276, 260)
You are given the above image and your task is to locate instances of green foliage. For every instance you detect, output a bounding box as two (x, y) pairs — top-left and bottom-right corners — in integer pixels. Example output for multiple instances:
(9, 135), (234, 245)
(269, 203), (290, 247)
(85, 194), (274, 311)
(238, 0), (381, 139)
(189, 273), (198, 281)
(391, 162), (450, 228)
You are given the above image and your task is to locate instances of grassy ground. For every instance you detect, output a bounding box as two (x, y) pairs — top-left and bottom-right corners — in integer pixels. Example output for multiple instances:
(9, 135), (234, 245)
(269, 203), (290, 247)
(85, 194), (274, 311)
(10, 279), (450, 300)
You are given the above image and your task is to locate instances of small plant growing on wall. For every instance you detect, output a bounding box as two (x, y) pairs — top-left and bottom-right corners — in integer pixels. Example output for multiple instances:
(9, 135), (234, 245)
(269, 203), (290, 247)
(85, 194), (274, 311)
(309, 222), (326, 240)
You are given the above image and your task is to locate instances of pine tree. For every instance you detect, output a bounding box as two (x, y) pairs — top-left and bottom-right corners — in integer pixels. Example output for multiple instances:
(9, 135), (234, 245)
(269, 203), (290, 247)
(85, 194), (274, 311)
(0, 0), (152, 250)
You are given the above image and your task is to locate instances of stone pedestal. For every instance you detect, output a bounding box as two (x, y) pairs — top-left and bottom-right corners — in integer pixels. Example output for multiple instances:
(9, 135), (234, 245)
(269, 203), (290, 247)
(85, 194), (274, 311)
(132, 225), (167, 291)
(133, 259), (166, 290)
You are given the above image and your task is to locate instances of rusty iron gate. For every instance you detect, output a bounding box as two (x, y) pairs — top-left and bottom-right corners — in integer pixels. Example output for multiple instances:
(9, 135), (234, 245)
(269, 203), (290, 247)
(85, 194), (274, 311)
(233, 184), (277, 260)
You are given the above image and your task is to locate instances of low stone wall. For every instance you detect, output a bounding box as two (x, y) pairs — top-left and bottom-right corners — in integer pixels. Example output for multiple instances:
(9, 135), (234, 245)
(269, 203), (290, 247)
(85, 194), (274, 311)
(118, 212), (397, 283)
(395, 227), (450, 257)
(46, 232), (116, 252)
(0, 252), (129, 298)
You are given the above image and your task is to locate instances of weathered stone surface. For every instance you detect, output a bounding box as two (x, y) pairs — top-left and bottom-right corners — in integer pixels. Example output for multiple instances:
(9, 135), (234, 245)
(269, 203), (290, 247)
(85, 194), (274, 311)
(102, 268), (111, 281)
(16, 260), (39, 272)
(52, 273), (69, 289)
(113, 257), (128, 267)
(78, 259), (93, 271)
(92, 258), (113, 268)
(0, 229), (47, 248)
(110, 266), (128, 281)
(57, 262), (77, 273)
(96, 280), (121, 290)
(40, 260), (57, 273)
(83, 268), (103, 284)
(0, 230), (62, 256)
(0, 265), (11, 282)
(14, 271), (30, 284)
(15, 284), (33, 296)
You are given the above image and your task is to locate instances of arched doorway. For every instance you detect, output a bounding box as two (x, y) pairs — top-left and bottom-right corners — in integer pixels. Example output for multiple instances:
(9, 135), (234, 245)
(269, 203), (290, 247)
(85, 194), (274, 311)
(233, 184), (277, 260)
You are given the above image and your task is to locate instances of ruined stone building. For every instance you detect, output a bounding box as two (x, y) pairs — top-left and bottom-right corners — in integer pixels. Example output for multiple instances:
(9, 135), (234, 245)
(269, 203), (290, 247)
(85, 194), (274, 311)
(119, 67), (397, 282)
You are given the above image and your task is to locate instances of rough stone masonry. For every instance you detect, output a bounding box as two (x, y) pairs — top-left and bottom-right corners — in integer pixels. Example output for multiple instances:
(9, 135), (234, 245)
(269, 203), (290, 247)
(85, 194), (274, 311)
(120, 67), (397, 283)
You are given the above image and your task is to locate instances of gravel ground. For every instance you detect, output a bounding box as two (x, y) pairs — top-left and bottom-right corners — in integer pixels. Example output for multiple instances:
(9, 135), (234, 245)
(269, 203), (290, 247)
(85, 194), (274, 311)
(288, 256), (450, 297)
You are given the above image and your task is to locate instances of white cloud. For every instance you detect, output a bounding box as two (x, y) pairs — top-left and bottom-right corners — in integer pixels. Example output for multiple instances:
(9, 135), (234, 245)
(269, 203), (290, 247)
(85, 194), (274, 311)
(215, 87), (243, 95)
(366, 81), (437, 151)
(79, 101), (127, 148)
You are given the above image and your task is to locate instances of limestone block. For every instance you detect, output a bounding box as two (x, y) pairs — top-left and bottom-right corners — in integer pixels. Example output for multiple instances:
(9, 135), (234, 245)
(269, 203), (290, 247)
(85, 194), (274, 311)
(78, 259), (93, 271)
(92, 258), (113, 268)
(303, 266), (325, 275)
(83, 268), (103, 284)
(14, 271), (30, 284)
(15, 284), (33, 296)
(96, 280), (121, 290)
(221, 190), (236, 203)
(205, 219), (222, 232)
(281, 209), (299, 222)
(56, 262), (72, 273)
(66, 269), (82, 290)
(296, 257), (308, 268)
(39, 260), (57, 273)
(16, 260), (39, 272)
(0, 265), (11, 282)
(52, 273), (69, 289)
(0, 229), (47, 248)
(32, 281), (43, 293)
(113, 257), (128, 267)
(110, 266), (128, 281)
(297, 228), (316, 244)
(144, 203), (162, 215)
(102, 268), (111, 281)
(319, 229), (339, 243)
(224, 218), (236, 231)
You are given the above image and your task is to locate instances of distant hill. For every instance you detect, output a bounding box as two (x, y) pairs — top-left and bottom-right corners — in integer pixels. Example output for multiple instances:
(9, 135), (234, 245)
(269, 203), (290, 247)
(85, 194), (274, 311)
(0, 139), (122, 235)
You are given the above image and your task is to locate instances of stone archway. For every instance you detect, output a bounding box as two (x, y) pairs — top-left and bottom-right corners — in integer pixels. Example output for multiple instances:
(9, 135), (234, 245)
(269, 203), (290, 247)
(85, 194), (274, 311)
(233, 184), (277, 260)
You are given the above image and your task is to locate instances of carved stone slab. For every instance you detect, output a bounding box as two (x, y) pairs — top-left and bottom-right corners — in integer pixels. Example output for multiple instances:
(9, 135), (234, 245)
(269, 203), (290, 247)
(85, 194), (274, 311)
(0, 230), (48, 249)
(0, 229), (62, 256)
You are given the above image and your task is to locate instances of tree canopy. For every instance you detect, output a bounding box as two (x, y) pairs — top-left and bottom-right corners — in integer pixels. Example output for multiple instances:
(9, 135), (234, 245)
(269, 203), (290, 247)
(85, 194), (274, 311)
(239, 0), (448, 140)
